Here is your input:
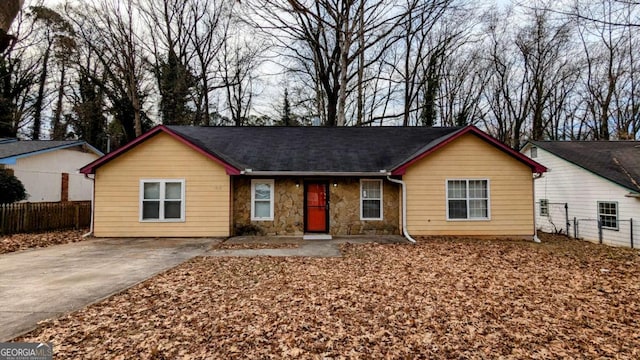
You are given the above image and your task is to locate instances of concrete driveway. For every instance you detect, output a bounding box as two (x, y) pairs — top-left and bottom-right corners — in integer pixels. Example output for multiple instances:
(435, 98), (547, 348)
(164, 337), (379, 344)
(0, 237), (220, 341)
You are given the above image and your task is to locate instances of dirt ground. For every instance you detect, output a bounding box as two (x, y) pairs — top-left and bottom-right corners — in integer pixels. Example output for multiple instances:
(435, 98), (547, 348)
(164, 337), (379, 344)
(16, 233), (640, 359)
(0, 229), (87, 254)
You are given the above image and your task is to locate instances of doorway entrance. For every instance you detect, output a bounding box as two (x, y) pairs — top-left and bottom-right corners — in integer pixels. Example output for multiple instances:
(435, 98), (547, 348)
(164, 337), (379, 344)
(304, 182), (329, 233)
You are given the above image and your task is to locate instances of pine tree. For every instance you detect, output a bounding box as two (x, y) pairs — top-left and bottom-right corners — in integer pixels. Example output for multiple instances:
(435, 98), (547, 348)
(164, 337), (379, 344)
(159, 48), (195, 125)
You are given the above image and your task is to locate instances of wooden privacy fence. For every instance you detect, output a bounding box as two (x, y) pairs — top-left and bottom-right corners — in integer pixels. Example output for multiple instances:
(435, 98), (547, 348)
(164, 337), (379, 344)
(0, 201), (91, 235)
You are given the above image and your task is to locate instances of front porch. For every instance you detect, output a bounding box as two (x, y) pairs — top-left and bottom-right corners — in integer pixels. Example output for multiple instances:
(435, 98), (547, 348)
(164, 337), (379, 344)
(231, 177), (401, 236)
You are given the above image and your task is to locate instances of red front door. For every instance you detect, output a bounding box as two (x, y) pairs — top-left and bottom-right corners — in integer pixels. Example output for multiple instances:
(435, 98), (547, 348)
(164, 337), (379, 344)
(305, 182), (329, 233)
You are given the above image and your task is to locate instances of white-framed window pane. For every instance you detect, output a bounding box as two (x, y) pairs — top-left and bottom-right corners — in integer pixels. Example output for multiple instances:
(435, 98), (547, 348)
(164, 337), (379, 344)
(165, 182), (182, 199)
(468, 180), (487, 199)
(254, 201), (271, 218)
(598, 202), (618, 229)
(447, 180), (466, 198)
(469, 199), (488, 218)
(540, 199), (549, 216)
(164, 201), (182, 219)
(601, 215), (617, 228)
(140, 180), (185, 222)
(362, 181), (381, 199)
(142, 201), (160, 219)
(448, 200), (467, 219)
(361, 180), (382, 219)
(144, 182), (160, 199)
(254, 183), (271, 200)
(251, 180), (274, 221)
(362, 200), (381, 219)
(447, 179), (489, 220)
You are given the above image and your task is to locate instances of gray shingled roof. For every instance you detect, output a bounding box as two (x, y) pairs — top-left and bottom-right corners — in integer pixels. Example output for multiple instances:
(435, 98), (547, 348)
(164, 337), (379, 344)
(531, 141), (640, 192)
(167, 126), (463, 173)
(0, 140), (86, 160)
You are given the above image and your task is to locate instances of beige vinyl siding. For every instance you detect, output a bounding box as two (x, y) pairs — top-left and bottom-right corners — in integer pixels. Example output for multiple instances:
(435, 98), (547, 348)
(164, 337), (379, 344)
(404, 133), (534, 236)
(93, 132), (230, 237)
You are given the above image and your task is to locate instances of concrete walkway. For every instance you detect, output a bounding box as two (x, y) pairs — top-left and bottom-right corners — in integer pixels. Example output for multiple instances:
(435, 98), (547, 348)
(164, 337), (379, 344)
(0, 237), (220, 341)
(206, 235), (406, 257)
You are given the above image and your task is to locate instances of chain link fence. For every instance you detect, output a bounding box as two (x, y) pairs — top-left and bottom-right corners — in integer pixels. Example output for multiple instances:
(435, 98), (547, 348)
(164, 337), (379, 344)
(537, 201), (637, 249)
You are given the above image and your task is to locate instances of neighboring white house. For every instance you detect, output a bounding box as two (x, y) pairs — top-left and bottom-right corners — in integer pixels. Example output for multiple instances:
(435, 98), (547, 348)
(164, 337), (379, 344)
(0, 138), (103, 202)
(521, 141), (640, 248)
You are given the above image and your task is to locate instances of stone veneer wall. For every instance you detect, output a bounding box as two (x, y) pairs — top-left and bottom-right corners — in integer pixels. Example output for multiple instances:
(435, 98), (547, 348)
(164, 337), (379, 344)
(232, 177), (400, 236)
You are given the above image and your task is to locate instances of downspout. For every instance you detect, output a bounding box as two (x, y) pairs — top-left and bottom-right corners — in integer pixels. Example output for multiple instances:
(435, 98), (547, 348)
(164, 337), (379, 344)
(386, 176), (416, 244)
(532, 172), (544, 243)
(83, 174), (95, 237)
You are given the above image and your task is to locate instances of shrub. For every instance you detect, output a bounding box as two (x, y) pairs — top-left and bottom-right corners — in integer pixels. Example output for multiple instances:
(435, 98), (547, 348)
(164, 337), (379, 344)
(234, 224), (265, 236)
(0, 169), (27, 204)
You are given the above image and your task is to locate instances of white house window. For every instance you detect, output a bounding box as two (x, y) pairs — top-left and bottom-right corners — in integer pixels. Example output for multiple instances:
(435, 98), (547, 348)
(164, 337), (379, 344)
(251, 179), (274, 221)
(598, 202), (618, 230)
(361, 179), (383, 220)
(540, 199), (549, 217)
(140, 179), (185, 222)
(531, 146), (538, 158)
(447, 179), (490, 220)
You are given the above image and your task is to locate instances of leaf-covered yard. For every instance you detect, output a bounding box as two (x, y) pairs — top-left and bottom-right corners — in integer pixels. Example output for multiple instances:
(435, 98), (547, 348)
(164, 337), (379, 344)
(0, 229), (86, 254)
(18, 235), (640, 359)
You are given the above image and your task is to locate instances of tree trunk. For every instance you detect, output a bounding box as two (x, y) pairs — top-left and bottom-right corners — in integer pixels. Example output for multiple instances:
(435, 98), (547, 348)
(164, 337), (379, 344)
(32, 44), (51, 140)
(356, 0), (364, 126)
(326, 93), (338, 127)
(52, 61), (67, 140)
(336, 3), (350, 127)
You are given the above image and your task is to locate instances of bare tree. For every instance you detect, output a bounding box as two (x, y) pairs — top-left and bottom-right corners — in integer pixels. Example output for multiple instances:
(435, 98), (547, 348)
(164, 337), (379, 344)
(66, 0), (149, 141)
(220, 31), (264, 126)
(0, 0), (23, 52)
(480, 4), (580, 148)
(0, 4), (40, 138)
(245, 0), (408, 126)
(27, 6), (74, 139)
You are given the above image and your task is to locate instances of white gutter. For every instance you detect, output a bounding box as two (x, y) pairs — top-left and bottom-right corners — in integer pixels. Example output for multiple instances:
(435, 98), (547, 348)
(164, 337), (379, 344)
(83, 174), (95, 237)
(386, 176), (416, 244)
(244, 170), (391, 177)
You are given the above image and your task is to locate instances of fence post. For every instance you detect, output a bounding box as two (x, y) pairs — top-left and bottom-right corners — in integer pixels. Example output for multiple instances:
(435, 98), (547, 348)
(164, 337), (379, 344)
(598, 220), (603, 244)
(75, 203), (80, 229)
(631, 218), (634, 249)
(0, 204), (4, 235)
(23, 203), (29, 234)
(573, 217), (577, 238)
(565, 203), (569, 236)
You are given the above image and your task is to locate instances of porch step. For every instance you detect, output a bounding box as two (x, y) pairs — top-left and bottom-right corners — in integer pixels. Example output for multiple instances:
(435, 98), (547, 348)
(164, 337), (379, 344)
(303, 234), (333, 240)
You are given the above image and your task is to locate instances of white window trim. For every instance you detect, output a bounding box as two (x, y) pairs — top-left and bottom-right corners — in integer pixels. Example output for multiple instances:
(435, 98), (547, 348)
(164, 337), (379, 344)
(251, 179), (275, 221)
(360, 179), (383, 221)
(139, 179), (186, 222)
(597, 201), (619, 231)
(445, 179), (491, 221)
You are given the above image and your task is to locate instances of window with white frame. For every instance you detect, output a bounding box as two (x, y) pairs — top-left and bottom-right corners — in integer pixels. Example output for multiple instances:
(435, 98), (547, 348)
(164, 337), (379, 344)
(361, 179), (383, 220)
(598, 201), (618, 230)
(446, 179), (489, 220)
(530, 146), (538, 158)
(540, 199), (549, 217)
(140, 179), (185, 221)
(251, 179), (274, 221)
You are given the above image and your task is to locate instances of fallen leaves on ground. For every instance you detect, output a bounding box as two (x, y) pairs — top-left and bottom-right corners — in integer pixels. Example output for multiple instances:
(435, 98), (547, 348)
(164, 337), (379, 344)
(0, 229), (87, 254)
(212, 242), (300, 250)
(17, 233), (640, 359)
